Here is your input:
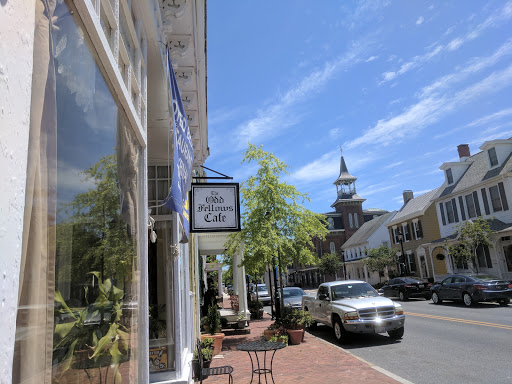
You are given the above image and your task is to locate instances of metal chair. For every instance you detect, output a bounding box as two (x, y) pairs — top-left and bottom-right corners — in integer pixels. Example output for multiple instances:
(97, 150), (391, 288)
(196, 339), (233, 384)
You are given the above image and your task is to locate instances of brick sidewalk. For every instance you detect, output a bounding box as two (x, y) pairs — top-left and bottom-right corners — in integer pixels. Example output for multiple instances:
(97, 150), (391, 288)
(205, 311), (404, 384)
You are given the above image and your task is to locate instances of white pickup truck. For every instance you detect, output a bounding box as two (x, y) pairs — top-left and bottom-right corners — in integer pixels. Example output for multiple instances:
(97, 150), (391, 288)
(302, 280), (405, 343)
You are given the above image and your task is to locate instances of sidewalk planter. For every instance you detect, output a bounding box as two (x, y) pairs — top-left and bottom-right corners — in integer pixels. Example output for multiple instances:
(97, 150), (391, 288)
(201, 333), (225, 356)
(286, 329), (304, 345)
(263, 329), (275, 341)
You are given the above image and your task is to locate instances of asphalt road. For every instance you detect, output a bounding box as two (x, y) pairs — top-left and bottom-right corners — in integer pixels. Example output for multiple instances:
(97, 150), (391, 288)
(306, 298), (512, 384)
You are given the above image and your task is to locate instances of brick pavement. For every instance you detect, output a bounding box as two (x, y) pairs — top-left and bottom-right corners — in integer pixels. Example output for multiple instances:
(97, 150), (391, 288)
(205, 303), (405, 384)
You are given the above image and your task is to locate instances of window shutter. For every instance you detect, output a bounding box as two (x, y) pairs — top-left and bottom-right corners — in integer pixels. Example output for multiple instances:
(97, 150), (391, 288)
(458, 196), (466, 221)
(498, 182), (509, 211)
(451, 198), (459, 222)
(439, 203), (446, 225)
(418, 220), (423, 238)
(472, 191), (482, 216)
(481, 188), (490, 215)
(484, 245), (492, 268)
(406, 223), (412, 241)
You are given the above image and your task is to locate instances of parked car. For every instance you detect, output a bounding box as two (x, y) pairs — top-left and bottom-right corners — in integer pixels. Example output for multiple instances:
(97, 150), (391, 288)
(381, 277), (432, 301)
(430, 274), (512, 307)
(302, 280), (405, 343)
(250, 283), (271, 305)
(274, 287), (307, 315)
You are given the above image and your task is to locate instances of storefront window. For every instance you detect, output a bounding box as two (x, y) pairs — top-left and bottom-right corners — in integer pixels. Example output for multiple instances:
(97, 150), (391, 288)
(14, 1), (140, 382)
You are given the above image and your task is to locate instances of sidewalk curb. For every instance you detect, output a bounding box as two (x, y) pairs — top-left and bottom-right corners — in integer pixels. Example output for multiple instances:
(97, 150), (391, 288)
(312, 332), (414, 384)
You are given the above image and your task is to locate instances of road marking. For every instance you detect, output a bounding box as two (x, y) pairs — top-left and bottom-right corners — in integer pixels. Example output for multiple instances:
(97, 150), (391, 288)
(405, 312), (512, 330)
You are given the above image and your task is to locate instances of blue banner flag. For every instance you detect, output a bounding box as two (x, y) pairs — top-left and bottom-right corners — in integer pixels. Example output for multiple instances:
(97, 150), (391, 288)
(161, 51), (194, 241)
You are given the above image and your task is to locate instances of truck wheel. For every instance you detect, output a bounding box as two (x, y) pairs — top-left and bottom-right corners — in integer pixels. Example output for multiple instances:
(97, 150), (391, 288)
(388, 326), (404, 340)
(333, 317), (348, 344)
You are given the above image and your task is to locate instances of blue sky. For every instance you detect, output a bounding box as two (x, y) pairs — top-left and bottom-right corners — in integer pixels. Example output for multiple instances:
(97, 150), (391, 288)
(205, 1), (512, 214)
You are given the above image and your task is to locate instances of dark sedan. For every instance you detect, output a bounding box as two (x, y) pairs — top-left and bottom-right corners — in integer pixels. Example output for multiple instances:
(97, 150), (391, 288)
(382, 277), (432, 301)
(430, 274), (512, 306)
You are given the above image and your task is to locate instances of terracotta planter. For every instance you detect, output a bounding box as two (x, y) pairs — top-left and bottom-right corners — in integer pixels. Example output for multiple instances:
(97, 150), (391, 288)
(287, 329), (304, 345)
(201, 333), (225, 356)
(263, 329), (275, 341)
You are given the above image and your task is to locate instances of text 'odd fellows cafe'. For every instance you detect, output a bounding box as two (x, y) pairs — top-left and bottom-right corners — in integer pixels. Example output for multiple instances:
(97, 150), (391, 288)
(190, 184), (241, 233)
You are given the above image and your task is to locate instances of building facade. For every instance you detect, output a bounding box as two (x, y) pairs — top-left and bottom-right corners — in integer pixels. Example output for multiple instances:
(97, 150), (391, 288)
(341, 211), (397, 285)
(427, 142), (512, 281)
(1, 1), (208, 383)
(386, 189), (443, 281)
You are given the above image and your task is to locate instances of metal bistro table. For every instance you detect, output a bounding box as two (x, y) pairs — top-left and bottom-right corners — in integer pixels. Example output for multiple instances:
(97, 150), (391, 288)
(236, 340), (285, 384)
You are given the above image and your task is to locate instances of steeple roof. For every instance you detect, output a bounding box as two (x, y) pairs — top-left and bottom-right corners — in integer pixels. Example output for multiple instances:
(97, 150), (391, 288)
(334, 153), (356, 185)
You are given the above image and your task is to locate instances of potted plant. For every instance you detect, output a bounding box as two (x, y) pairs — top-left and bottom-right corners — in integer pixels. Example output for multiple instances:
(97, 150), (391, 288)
(263, 320), (283, 340)
(200, 303), (225, 356)
(192, 338), (214, 380)
(237, 312), (247, 329)
(53, 272), (129, 383)
(268, 328), (288, 345)
(282, 310), (313, 344)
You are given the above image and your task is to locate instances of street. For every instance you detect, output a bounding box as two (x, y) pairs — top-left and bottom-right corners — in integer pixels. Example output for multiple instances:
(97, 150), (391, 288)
(307, 298), (512, 384)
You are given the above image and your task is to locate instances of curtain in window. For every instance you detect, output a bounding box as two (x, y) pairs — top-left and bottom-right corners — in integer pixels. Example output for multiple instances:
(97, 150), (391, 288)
(13, 0), (57, 382)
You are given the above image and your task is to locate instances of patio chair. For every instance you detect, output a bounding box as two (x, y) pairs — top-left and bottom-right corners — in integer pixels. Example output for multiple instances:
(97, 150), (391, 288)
(196, 339), (233, 384)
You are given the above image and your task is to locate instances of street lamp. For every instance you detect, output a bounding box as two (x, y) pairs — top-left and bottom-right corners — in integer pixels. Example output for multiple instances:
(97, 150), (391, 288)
(341, 250), (347, 280)
(396, 230), (407, 276)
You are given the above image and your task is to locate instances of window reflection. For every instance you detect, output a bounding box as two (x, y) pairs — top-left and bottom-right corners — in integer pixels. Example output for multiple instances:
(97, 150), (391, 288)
(14, 1), (140, 383)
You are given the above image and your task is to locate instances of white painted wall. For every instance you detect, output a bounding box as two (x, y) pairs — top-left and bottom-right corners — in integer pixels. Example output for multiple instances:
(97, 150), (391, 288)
(0, 1), (35, 381)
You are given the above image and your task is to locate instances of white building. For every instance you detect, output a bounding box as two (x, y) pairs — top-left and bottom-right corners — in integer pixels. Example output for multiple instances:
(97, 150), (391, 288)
(428, 142), (512, 280)
(0, 1), (214, 383)
(341, 211), (397, 285)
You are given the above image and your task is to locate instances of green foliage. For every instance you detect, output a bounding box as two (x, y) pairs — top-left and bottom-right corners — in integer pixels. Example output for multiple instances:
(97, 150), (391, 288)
(281, 309), (313, 329)
(448, 219), (496, 273)
(193, 338), (214, 362)
(204, 303), (221, 335)
(318, 251), (343, 276)
(224, 143), (328, 281)
(269, 333), (288, 345)
(148, 304), (167, 340)
(362, 245), (396, 282)
(56, 154), (136, 287)
(53, 272), (128, 381)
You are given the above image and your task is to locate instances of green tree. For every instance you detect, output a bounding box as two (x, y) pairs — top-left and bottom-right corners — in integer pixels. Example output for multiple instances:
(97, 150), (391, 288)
(318, 251), (343, 280)
(225, 144), (328, 313)
(362, 245), (396, 283)
(448, 219), (496, 273)
(57, 154), (136, 292)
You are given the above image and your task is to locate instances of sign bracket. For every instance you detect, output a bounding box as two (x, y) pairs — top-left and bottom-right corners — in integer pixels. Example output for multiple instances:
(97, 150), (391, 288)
(193, 165), (233, 180)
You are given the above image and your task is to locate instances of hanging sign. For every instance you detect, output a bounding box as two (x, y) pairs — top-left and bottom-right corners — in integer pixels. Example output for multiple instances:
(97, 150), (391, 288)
(161, 51), (194, 241)
(190, 183), (241, 233)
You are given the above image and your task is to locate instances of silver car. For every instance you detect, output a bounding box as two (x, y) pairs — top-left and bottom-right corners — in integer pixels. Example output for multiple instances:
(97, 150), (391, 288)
(251, 284), (271, 305)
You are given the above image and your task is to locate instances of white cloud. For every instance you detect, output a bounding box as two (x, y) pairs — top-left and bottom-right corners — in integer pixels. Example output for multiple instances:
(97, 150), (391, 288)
(348, 63), (512, 149)
(235, 42), (368, 147)
(329, 127), (343, 139)
(366, 56), (378, 62)
(416, 16), (424, 25)
(384, 161), (404, 169)
(380, 2), (512, 84)
(465, 108), (512, 128)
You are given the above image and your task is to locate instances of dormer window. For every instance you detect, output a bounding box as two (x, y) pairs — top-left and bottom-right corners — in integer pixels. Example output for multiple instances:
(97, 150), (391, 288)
(446, 168), (454, 184)
(488, 147), (498, 167)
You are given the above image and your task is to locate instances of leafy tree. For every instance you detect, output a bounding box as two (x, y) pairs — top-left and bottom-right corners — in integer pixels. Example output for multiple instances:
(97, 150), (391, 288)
(225, 144), (328, 313)
(448, 219), (496, 273)
(362, 245), (396, 283)
(318, 251), (343, 280)
(57, 154), (136, 295)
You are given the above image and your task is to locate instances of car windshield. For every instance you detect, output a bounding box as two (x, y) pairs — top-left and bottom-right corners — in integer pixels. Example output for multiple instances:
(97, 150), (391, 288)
(331, 283), (378, 299)
(282, 288), (306, 298)
(402, 278), (421, 283)
(256, 284), (268, 292)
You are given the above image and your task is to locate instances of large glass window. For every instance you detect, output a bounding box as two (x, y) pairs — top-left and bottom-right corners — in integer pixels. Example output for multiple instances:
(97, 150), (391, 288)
(14, 2), (140, 382)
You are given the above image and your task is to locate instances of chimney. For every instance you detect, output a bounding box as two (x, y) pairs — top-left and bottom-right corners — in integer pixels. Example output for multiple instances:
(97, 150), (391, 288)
(457, 144), (470, 161)
(403, 190), (414, 205)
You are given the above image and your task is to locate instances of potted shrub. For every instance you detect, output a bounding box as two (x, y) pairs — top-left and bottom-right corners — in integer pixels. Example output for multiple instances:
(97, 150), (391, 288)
(200, 303), (225, 356)
(237, 312), (247, 329)
(263, 320), (283, 341)
(53, 272), (130, 382)
(268, 328), (288, 345)
(282, 310), (313, 344)
(192, 338), (214, 380)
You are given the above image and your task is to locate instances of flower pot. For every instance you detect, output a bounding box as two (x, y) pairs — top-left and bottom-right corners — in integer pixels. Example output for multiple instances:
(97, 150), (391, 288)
(201, 333), (225, 356)
(192, 359), (211, 380)
(287, 329), (304, 345)
(237, 320), (246, 329)
(263, 329), (275, 341)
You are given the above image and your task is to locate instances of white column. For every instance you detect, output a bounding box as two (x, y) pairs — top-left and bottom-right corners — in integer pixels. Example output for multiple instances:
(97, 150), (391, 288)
(217, 269), (223, 297)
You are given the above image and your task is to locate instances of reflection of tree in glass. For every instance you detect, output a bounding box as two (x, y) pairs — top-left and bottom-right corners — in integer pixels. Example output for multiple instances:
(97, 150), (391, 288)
(57, 154), (136, 294)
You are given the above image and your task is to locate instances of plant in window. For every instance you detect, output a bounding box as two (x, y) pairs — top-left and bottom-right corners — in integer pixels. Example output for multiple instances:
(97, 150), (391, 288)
(53, 272), (129, 383)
